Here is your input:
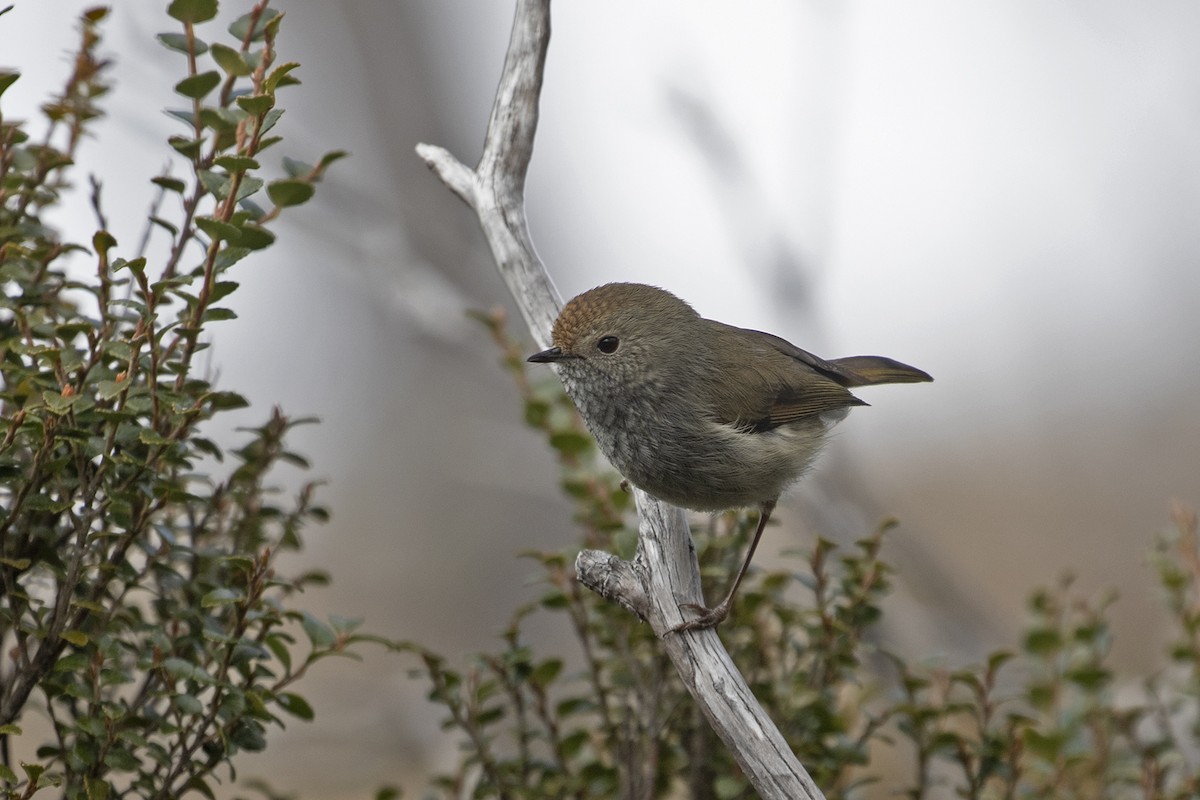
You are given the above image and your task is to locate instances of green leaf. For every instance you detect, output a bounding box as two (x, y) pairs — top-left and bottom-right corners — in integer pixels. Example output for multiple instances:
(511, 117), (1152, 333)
(102, 747), (138, 772)
(986, 650), (1014, 674)
(281, 157), (312, 177)
(317, 149), (349, 173)
(203, 307), (237, 322)
(180, 776), (215, 800)
(207, 391), (250, 410)
(530, 658), (563, 687)
(55, 653), (90, 674)
(560, 729), (589, 758)
(266, 634), (293, 672)
(1064, 664), (1110, 691)
(1023, 627), (1062, 656)
(276, 692), (314, 721)
(92, 230), (116, 257)
(174, 694), (204, 715)
(54, 319), (91, 338)
(235, 94), (273, 116)
(138, 428), (173, 446)
(279, 450), (310, 468)
(59, 630), (88, 647)
(151, 175), (186, 193)
(0, 762), (15, 783)
(112, 256), (147, 274)
(0, 71), (19, 99)
(239, 198), (267, 220)
(232, 175), (264, 204)
(0, 557), (31, 570)
(175, 71), (221, 100)
(237, 224), (274, 251)
(214, 245), (253, 270)
(264, 62), (301, 92)
(162, 658), (214, 684)
(214, 155), (259, 172)
(549, 430), (592, 457)
(267, 179), (314, 208)
(201, 588), (242, 607)
(168, 0), (218, 24)
(199, 106), (242, 132)
(197, 169), (230, 199)
(230, 719), (267, 752)
(229, 8), (282, 42)
(210, 43), (251, 76)
(156, 32), (207, 55)
(84, 776), (111, 800)
(42, 390), (77, 415)
(300, 612), (336, 649)
(1023, 727), (1066, 761)
(165, 107), (197, 127)
(195, 215), (241, 242)
(258, 107), (284, 135)
(70, 599), (106, 613)
(209, 281), (239, 302)
(1027, 680), (1055, 710)
(168, 135), (204, 158)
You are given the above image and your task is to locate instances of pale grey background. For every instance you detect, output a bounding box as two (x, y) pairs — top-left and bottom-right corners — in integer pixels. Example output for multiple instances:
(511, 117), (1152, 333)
(7, 1), (1200, 796)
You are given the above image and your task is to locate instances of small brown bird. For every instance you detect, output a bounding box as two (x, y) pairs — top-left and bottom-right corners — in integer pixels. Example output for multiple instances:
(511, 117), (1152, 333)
(528, 283), (931, 633)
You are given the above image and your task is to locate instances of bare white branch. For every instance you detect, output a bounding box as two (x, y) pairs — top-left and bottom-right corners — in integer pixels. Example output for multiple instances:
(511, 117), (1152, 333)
(416, 0), (826, 797)
(414, 143), (477, 206)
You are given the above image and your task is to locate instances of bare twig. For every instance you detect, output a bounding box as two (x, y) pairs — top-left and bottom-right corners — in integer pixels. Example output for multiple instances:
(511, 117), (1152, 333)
(88, 175), (109, 231)
(415, 1), (824, 797)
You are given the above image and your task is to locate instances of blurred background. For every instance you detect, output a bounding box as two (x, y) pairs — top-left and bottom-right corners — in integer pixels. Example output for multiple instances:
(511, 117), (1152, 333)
(6, 1), (1200, 796)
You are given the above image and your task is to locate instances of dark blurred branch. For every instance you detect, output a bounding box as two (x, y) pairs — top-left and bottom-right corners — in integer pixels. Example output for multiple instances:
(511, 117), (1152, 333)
(415, 1), (824, 797)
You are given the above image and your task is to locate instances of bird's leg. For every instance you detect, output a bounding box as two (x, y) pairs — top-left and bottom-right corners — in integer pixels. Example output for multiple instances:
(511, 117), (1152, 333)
(670, 499), (776, 634)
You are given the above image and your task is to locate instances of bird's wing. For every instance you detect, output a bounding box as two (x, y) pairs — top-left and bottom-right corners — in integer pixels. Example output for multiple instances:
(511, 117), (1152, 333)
(749, 329), (932, 387)
(705, 323), (867, 432)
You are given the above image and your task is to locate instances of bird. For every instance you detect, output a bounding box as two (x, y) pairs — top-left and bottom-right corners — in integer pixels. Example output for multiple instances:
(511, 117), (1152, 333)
(528, 282), (931, 633)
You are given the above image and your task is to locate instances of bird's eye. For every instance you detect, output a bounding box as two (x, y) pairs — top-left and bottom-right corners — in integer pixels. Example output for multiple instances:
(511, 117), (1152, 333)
(596, 336), (619, 354)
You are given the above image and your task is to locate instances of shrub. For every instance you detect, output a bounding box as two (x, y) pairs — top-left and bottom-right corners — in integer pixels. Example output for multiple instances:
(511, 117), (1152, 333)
(402, 310), (1200, 799)
(0, 4), (362, 798)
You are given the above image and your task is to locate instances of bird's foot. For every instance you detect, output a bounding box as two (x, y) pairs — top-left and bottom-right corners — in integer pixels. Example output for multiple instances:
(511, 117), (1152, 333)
(669, 601), (731, 634)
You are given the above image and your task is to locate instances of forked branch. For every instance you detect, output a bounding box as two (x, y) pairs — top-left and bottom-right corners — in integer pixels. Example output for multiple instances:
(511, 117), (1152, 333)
(415, 1), (824, 796)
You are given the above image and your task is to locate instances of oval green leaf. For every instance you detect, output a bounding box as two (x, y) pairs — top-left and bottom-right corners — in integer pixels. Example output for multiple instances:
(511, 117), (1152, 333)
(59, 630), (89, 647)
(210, 42), (251, 76)
(0, 71), (20, 99)
(276, 692), (315, 721)
(167, 0), (218, 24)
(267, 179), (315, 208)
(201, 588), (242, 607)
(175, 71), (221, 100)
(235, 94), (273, 116)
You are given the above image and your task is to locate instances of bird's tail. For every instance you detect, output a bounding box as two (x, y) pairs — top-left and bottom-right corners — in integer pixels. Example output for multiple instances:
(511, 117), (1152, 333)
(827, 355), (933, 387)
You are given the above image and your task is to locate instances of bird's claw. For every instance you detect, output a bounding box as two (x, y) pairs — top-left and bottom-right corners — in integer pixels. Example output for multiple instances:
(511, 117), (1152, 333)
(668, 602), (730, 634)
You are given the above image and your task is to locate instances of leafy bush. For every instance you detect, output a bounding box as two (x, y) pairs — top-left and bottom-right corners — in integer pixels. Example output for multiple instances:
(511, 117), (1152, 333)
(402, 309), (1200, 799)
(0, 4), (364, 798)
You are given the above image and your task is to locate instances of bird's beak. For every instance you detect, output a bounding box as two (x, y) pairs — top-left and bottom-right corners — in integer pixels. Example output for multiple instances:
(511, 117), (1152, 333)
(527, 346), (577, 363)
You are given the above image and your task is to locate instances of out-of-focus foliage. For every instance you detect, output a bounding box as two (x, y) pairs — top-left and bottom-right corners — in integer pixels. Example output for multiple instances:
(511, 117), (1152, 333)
(401, 310), (1200, 799)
